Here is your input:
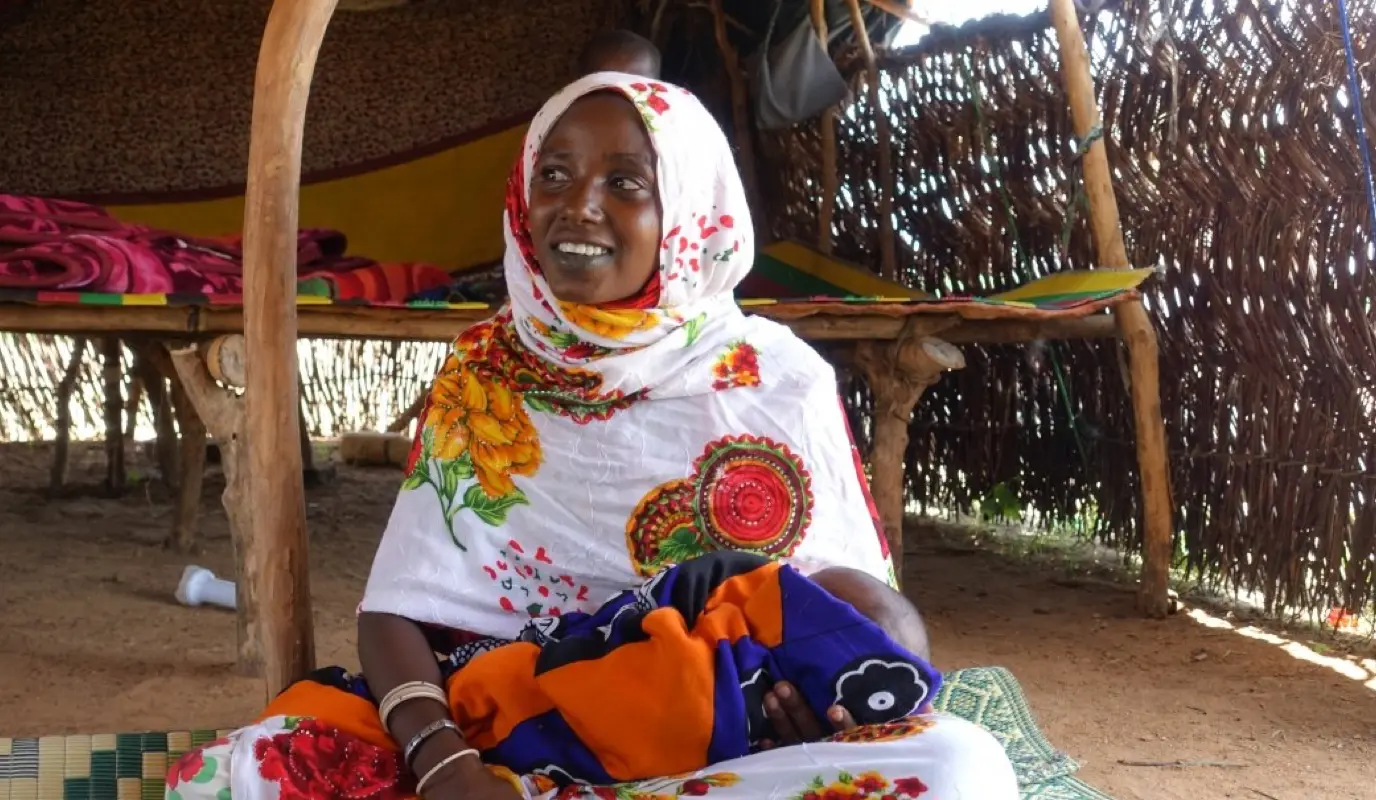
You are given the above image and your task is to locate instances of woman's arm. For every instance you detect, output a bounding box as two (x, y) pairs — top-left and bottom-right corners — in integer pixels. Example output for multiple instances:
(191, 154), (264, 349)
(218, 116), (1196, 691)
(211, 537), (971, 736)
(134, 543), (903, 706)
(358, 613), (511, 796)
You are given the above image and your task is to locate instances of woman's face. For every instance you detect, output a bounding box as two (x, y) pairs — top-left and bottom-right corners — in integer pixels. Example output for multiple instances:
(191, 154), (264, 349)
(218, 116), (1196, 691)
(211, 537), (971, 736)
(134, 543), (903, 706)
(528, 93), (662, 306)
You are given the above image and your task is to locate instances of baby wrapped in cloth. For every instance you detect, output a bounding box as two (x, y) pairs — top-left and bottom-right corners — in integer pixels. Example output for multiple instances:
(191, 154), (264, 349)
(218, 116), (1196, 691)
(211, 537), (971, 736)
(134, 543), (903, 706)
(444, 551), (941, 785)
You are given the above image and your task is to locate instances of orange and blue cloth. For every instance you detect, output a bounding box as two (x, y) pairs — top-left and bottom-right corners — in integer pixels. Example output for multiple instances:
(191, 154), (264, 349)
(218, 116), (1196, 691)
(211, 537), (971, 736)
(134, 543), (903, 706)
(261, 553), (939, 787)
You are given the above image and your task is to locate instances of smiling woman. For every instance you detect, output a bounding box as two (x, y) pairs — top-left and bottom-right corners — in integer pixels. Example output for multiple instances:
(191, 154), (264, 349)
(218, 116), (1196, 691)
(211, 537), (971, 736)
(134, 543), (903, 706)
(161, 74), (1018, 800)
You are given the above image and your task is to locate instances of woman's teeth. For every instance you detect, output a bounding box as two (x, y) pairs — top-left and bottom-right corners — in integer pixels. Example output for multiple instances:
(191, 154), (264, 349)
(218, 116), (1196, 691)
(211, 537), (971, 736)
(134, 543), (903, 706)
(556, 243), (610, 257)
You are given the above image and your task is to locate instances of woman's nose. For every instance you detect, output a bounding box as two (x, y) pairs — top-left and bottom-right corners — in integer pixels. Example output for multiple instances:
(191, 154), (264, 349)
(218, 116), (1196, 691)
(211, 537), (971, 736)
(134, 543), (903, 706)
(560, 178), (604, 224)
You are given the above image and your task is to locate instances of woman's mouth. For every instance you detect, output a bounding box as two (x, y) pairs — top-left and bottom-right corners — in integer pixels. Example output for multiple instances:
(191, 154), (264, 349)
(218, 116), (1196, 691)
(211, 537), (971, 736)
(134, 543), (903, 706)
(549, 241), (614, 270)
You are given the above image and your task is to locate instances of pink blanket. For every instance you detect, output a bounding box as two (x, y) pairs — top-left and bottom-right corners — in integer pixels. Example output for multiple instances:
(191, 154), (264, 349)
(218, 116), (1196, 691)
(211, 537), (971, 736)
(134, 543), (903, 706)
(0, 194), (445, 300)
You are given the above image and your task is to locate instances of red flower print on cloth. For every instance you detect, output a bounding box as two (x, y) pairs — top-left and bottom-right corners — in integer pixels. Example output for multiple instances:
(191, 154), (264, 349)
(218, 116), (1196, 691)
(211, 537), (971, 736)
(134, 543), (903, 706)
(711, 341), (761, 391)
(483, 539), (591, 617)
(662, 214), (737, 282)
(791, 770), (927, 800)
(252, 719), (409, 800)
(629, 81), (672, 124)
(166, 744), (217, 791)
(626, 435), (813, 575)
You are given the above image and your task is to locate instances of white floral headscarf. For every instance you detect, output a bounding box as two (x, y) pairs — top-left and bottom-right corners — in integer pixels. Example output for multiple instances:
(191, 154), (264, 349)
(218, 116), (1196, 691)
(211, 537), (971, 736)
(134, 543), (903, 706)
(501, 73), (755, 398)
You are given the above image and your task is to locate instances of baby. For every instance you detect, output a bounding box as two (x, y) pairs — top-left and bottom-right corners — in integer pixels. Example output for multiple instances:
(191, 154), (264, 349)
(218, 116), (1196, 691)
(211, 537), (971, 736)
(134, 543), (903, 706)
(578, 29), (663, 78)
(447, 551), (939, 786)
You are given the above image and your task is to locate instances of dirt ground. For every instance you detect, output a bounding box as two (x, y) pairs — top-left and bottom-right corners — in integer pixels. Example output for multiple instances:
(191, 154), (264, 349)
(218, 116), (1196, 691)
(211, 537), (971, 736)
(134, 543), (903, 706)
(1, 442), (1373, 800)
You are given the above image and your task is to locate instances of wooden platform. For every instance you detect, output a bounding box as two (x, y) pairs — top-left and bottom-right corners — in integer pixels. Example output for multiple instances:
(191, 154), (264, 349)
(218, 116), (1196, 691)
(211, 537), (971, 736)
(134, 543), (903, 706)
(0, 298), (1122, 343)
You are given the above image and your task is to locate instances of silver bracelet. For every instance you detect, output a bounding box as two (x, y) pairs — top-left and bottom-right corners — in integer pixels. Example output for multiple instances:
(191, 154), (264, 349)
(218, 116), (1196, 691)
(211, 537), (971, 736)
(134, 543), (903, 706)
(416, 748), (480, 796)
(403, 718), (462, 770)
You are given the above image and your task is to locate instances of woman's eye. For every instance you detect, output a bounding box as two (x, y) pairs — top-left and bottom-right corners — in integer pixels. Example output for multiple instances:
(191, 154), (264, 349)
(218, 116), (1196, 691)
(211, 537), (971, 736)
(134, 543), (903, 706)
(538, 166), (569, 183)
(611, 175), (647, 192)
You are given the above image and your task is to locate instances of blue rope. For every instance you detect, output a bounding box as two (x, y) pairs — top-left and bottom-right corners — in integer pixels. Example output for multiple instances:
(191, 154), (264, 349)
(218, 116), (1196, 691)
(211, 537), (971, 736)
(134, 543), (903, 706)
(1336, 0), (1376, 240)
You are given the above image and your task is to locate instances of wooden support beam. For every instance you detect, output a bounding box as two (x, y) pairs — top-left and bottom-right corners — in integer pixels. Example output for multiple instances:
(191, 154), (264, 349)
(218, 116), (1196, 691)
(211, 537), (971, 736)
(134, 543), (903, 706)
(164, 343), (261, 674)
(1048, 0), (1174, 618)
(124, 373), (144, 442)
(0, 301), (1127, 345)
(167, 366), (208, 556)
(241, 0), (336, 696)
(709, 0), (761, 216)
(100, 337), (126, 495)
(242, 0), (332, 694)
(133, 346), (179, 488)
(812, 0), (838, 254)
(49, 338), (86, 491)
(845, 0), (898, 281)
(853, 319), (966, 577)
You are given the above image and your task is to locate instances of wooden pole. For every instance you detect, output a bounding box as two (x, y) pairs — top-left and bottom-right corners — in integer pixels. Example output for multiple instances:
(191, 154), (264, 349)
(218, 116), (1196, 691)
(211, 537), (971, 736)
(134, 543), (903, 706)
(49, 338), (86, 491)
(242, 0), (336, 697)
(845, 0), (898, 281)
(100, 337), (126, 495)
(167, 368), (208, 555)
(709, 0), (761, 215)
(124, 374), (144, 442)
(853, 319), (965, 578)
(165, 344), (261, 673)
(812, 0), (838, 254)
(1048, 0), (1174, 617)
(134, 349), (179, 487)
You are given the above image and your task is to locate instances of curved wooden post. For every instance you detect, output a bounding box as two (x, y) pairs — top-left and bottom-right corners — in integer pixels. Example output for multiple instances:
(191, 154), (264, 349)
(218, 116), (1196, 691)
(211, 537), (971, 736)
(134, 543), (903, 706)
(1048, 0), (1174, 617)
(242, 0), (338, 698)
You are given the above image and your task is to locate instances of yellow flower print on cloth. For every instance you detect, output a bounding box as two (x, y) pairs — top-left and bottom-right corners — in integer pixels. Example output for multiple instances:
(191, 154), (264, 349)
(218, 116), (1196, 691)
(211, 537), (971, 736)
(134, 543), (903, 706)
(404, 347), (541, 548)
(404, 317), (644, 549)
(558, 301), (659, 340)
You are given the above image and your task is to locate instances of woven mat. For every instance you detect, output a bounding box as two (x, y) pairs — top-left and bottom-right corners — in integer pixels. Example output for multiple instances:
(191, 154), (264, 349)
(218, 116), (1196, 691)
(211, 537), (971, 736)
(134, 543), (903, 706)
(0, 667), (1113, 800)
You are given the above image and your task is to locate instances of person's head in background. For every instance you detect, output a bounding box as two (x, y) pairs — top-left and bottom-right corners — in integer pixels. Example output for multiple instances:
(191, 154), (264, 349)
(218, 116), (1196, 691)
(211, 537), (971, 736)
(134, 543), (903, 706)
(578, 29), (662, 78)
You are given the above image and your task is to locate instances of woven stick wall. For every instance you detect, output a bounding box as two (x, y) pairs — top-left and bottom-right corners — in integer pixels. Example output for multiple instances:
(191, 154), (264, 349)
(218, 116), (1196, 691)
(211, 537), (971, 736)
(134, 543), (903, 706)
(761, 0), (1376, 614)
(0, 335), (445, 442)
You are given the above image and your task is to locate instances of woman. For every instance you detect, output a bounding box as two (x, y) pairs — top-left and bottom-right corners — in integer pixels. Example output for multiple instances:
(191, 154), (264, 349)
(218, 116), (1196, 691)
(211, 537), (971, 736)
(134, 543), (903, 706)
(166, 76), (1017, 800)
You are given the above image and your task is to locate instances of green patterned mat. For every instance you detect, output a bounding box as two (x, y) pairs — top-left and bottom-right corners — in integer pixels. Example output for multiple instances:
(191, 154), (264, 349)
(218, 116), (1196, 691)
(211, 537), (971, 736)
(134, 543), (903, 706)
(0, 666), (1112, 800)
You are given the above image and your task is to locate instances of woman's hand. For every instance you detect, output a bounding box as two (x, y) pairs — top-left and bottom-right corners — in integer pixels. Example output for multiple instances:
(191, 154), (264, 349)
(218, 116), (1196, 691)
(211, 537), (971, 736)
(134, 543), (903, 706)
(420, 757), (523, 800)
(760, 681), (857, 747)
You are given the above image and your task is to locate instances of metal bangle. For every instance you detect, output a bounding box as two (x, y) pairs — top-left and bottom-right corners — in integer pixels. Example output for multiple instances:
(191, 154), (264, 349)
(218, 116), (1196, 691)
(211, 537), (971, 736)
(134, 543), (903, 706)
(403, 717), (462, 770)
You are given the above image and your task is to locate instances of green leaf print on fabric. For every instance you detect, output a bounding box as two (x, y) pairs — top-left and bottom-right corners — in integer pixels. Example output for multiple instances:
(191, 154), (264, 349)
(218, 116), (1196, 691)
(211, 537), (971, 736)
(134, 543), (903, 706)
(403, 453), (528, 549)
(656, 528), (709, 564)
(525, 390), (644, 424)
(464, 483), (532, 527)
(190, 759), (217, 784)
(525, 393), (557, 414)
(215, 788), (232, 800)
(682, 312), (706, 347)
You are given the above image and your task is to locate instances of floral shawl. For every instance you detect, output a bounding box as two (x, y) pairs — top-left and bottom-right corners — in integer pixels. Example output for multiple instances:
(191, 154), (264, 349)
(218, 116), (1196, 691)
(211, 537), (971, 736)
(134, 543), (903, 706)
(361, 74), (895, 638)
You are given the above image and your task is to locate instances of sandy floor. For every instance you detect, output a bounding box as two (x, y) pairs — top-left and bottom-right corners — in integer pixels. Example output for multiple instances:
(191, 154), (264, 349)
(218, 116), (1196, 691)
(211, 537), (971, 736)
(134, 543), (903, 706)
(1, 442), (1373, 800)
